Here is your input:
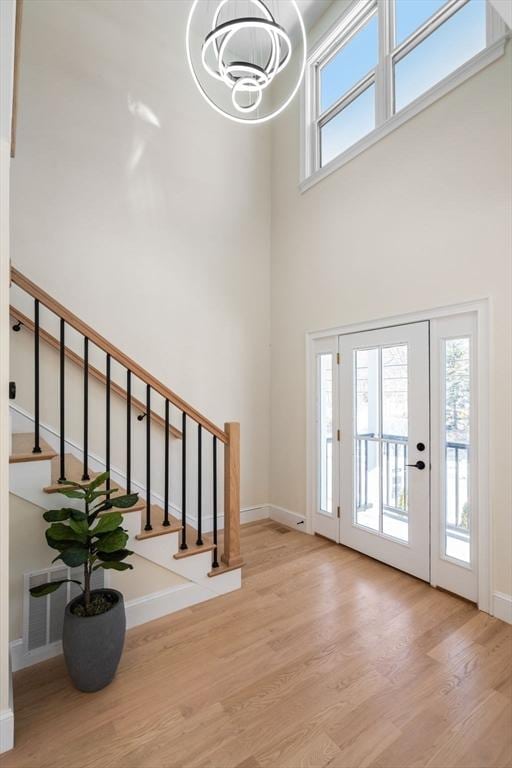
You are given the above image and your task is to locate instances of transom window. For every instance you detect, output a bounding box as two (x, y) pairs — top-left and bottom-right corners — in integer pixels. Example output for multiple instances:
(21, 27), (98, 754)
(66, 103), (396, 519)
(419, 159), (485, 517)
(302, 0), (506, 188)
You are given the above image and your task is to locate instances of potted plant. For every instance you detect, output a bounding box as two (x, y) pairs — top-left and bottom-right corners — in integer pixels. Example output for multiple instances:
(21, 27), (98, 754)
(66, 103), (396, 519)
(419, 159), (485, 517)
(30, 472), (138, 692)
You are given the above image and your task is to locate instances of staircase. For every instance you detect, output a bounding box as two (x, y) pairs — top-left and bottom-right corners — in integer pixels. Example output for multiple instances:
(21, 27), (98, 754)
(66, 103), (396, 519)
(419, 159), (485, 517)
(9, 267), (243, 634)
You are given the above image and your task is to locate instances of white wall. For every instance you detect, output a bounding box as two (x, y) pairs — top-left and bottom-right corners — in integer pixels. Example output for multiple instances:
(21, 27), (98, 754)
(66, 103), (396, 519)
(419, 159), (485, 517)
(270, 23), (512, 600)
(0, 0), (16, 753)
(10, 0), (271, 511)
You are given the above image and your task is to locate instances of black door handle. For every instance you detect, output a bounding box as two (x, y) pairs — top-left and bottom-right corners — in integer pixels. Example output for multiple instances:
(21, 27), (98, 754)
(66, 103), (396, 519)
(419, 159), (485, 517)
(406, 460), (425, 470)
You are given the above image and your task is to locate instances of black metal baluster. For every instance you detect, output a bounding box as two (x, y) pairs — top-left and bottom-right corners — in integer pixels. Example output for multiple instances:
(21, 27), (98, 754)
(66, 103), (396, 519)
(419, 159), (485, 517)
(106, 353), (111, 499)
(196, 424), (203, 546)
(126, 370), (131, 494)
(82, 337), (90, 481)
(58, 318), (66, 483)
(212, 435), (219, 568)
(180, 412), (188, 549)
(32, 299), (41, 454)
(163, 399), (170, 526)
(144, 384), (152, 531)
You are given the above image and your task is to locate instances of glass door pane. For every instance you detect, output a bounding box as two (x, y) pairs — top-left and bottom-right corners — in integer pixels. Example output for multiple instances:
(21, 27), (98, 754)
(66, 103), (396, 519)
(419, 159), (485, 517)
(319, 353), (333, 515)
(353, 344), (409, 542)
(382, 345), (409, 542)
(355, 348), (380, 530)
(444, 337), (471, 563)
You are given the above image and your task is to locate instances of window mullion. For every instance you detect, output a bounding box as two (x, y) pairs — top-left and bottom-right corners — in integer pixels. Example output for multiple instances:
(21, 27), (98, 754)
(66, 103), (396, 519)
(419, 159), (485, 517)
(375, 0), (393, 124)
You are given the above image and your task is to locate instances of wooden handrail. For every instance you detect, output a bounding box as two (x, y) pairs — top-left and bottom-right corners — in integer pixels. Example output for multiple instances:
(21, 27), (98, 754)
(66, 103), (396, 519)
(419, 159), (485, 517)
(11, 267), (228, 443)
(9, 306), (182, 440)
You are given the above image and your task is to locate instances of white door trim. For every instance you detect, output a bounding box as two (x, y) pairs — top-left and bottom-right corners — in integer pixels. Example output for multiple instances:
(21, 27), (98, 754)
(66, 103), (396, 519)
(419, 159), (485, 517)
(306, 298), (491, 613)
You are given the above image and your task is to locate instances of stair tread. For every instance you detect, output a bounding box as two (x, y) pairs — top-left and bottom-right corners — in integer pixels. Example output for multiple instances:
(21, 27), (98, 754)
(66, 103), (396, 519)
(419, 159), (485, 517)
(136, 513), (215, 566)
(173, 527), (215, 559)
(135, 507), (182, 539)
(208, 561), (243, 577)
(10, 433), (57, 464)
(44, 454), (145, 513)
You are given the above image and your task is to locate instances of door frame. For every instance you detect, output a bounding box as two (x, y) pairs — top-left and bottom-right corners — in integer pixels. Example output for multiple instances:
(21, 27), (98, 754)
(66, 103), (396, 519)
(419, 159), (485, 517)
(305, 298), (490, 613)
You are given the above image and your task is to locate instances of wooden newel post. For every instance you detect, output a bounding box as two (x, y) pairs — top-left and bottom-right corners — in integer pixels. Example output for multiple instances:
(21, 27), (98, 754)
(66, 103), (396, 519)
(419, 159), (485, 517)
(222, 422), (243, 568)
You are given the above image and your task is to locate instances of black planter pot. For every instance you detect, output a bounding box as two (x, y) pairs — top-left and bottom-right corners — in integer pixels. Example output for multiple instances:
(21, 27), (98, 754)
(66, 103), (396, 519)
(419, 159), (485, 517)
(62, 589), (126, 692)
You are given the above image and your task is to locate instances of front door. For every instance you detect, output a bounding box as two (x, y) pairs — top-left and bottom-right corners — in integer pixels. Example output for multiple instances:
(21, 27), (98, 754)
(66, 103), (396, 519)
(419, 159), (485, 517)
(313, 322), (430, 581)
(339, 322), (430, 581)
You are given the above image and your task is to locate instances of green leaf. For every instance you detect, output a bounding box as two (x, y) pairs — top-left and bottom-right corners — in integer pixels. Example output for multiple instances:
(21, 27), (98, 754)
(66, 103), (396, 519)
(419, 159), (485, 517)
(43, 509), (71, 522)
(45, 532), (77, 551)
(47, 522), (87, 544)
(55, 547), (89, 567)
(69, 509), (87, 521)
(68, 516), (89, 537)
(108, 493), (138, 509)
(91, 512), (122, 536)
(29, 579), (82, 597)
(96, 548), (132, 562)
(86, 472), (109, 492)
(96, 529), (128, 553)
(93, 561), (133, 571)
(88, 488), (119, 502)
(58, 488), (87, 500)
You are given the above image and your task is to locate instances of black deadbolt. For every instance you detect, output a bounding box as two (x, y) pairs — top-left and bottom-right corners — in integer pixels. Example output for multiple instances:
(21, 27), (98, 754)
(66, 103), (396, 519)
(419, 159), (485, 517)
(417, 442), (425, 452)
(9, 381), (16, 400)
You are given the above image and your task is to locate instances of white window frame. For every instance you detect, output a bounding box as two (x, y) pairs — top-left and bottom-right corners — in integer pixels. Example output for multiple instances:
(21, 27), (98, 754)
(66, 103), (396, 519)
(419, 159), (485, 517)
(301, 0), (508, 192)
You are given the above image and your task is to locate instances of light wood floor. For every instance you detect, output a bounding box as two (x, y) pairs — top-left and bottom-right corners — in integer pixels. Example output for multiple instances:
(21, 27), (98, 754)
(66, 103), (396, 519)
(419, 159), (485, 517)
(2, 520), (511, 768)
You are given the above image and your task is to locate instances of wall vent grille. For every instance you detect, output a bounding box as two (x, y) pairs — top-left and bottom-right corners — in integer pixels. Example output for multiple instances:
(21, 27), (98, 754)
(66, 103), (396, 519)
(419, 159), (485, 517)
(24, 565), (105, 652)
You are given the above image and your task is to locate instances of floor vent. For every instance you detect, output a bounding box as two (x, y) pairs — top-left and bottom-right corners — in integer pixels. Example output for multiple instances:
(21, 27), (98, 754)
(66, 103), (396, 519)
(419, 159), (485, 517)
(24, 565), (105, 653)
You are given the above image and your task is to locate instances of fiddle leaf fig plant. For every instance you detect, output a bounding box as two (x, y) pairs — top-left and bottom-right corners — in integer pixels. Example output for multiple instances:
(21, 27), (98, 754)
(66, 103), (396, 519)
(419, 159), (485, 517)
(30, 472), (138, 616)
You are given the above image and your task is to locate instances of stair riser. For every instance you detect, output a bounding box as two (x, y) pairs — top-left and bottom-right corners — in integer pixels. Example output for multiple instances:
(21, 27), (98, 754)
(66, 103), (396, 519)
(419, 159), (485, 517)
(9, 460), (81, 512)
(129, 521), (216, 582)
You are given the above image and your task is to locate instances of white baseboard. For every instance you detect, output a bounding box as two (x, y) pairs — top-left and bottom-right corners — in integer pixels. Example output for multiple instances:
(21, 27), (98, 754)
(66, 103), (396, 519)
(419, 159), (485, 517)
(492, 591), (512, 624)
(10, 638), (62, 672)
(0, 708), (14, 753)
(241, 504), (270, 524)
(125, 582), (219, 628)
(269, 504), (307, 531)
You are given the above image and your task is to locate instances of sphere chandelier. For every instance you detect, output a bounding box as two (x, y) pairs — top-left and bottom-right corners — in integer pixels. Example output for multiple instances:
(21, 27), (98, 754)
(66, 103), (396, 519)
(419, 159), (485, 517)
(186, 0), (307, 124)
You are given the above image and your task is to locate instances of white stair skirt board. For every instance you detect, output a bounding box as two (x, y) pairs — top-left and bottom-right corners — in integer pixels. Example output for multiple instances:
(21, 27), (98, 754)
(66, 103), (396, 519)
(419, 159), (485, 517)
(493, 592), (512, 624)
(9, 573), (241, 672)
(269, 504), (307, 531)
(0, 709), (14, 754)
